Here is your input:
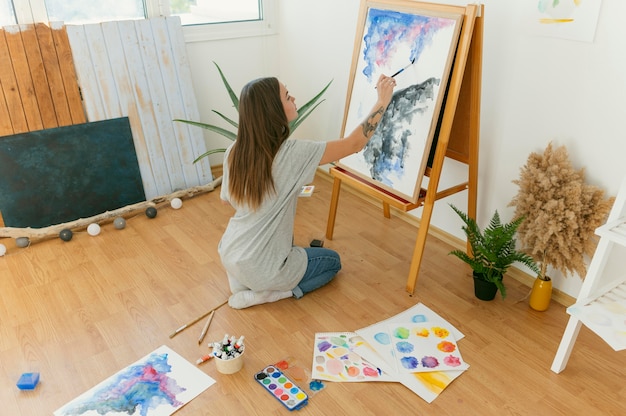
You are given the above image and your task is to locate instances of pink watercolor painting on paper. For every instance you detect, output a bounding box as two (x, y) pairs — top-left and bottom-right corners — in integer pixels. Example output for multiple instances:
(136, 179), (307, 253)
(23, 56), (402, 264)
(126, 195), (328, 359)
(312, 332), (395, 382)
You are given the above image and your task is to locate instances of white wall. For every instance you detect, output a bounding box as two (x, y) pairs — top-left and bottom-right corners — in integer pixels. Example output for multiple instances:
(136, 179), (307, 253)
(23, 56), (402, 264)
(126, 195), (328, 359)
(184, 34), (280, 168)
(186, 0), (626, 298)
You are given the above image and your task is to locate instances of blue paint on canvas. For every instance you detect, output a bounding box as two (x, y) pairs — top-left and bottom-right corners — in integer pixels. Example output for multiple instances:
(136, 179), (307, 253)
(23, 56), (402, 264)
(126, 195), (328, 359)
(362, 9), (454, 81)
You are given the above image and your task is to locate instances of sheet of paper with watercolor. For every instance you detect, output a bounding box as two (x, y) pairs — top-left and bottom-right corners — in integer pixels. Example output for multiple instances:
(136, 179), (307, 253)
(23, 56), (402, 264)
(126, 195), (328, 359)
(312, 332), (395, 382)
(355, 302), (464, 369)
(354, 303), (467, 403)
(387, 322), (469, 373)
(54, 345), (215, 416)
(351, 336), (465, 403)
(567, 300), (626, 351)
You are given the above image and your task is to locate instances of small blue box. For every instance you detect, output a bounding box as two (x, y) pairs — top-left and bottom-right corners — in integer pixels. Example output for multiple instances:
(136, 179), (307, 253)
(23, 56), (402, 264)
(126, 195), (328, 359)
(16, 372), (40, 390)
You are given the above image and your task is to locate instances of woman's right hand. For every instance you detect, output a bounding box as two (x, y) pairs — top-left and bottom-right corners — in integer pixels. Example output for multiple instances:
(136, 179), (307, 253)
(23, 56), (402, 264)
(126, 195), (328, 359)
(375, 74), (396, 107)
(319, 73), (397, 165)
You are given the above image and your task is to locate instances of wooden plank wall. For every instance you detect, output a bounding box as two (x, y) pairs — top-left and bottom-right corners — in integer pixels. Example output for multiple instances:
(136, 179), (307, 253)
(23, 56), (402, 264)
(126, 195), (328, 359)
(66, 17), (213, 199)
(0, 23), (85, 137)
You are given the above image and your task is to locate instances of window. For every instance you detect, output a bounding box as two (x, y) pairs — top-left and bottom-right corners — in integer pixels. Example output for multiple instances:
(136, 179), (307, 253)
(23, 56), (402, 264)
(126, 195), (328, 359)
(0, 0), (16, 26)
(170, 0), (262, 26)
(45, 0), (145, 25)
(0, 1), (273, 41)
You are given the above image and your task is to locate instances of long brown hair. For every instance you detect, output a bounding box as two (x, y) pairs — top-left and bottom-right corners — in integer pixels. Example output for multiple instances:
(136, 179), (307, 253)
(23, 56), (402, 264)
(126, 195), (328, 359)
(227, 77), (291, 210)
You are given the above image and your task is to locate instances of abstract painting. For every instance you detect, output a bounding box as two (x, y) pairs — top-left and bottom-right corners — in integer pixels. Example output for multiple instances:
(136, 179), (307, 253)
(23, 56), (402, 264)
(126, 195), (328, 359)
(311, 332), (395, 382)
(0, 117), (145, 228)
(337, 1), (463, 203)
(528, 0), (603, 42)
(54, 345), (215, 416)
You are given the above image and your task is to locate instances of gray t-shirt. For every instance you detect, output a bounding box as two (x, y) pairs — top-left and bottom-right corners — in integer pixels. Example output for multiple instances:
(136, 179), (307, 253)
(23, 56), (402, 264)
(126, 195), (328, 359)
(218, 139), (326, 292)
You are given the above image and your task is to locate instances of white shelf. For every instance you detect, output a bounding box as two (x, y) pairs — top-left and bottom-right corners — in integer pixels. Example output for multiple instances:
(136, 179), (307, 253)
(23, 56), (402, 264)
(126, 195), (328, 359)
(551, 176), (626, 373)
(596, 216), (626, 245)
(566, 281), (626, 351)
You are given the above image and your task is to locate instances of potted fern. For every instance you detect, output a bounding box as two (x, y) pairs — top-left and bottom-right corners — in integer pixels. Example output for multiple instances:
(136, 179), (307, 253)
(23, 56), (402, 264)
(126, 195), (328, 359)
(175, 62), (332, 164)
(449, 204), (540, 300)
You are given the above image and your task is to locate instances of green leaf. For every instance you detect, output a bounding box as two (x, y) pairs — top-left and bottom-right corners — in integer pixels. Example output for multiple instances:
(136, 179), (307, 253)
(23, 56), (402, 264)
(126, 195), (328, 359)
(174, 119), (237, 141)
(212, 110), (238, 129)
(213, 61), (239, 111)
(448, 203), (540, 299)
(294, 80), (333, 122)
(290, 100), (325, 132)
(193, 148), (228, 164)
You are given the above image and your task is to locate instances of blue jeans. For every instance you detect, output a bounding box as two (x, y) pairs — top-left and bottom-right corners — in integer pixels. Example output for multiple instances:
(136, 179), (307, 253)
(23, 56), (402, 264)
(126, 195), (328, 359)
(292, 247), (341, 299)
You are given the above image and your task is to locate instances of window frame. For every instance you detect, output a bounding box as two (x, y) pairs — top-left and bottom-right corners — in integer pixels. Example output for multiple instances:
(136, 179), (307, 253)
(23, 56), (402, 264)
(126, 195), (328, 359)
(179, 0), (277, 43)
(8, 0), (276, 42)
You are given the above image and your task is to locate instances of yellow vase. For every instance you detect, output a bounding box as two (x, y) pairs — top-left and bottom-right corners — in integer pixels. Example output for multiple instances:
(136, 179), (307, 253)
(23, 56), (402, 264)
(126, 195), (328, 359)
(529, 276), (552, 311)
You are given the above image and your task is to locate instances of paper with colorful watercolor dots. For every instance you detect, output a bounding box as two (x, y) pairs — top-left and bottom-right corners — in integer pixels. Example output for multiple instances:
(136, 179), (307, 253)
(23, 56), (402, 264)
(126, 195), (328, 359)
(355, 303), (464, 370)
(352, 339), (466, 403)
(568, 298), (626, 351)
(311, 332), (395, 382)
(387, 322), (468, 373)
(54, 345), (215, 416)
(354, 303), (467, 403)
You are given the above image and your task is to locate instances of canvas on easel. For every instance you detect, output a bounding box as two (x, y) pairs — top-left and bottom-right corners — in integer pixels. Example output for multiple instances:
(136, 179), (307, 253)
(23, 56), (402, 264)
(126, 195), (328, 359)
(326, 2), (483, 295)
(337, 1), (464, 203)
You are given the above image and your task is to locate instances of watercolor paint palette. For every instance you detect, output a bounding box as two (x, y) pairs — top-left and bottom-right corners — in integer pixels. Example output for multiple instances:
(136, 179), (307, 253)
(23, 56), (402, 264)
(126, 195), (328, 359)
(299, 185), (315, 197)
(254, 365), (308, 411)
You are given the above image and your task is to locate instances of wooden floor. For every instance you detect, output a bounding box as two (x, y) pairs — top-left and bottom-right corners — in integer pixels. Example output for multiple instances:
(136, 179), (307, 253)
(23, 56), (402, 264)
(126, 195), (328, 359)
(1, 172), (624, 415)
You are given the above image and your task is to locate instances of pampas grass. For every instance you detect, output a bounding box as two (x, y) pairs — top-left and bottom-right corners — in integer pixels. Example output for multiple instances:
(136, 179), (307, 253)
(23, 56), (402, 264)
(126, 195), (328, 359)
(509, 142), (614, 280)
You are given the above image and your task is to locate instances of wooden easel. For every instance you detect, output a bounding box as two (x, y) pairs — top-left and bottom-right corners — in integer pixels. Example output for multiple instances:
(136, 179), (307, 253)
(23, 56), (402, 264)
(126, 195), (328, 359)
(326, 3), (483, 295)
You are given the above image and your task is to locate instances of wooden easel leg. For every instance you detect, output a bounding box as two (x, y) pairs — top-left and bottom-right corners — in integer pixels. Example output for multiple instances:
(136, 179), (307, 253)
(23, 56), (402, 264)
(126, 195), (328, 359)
(326, 177), (342, 240)
(405, 200), (435, 295)
(383, 202), (391, 219)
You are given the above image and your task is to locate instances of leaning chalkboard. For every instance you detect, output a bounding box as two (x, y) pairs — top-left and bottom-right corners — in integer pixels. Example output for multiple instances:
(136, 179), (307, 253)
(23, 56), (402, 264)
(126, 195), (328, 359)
(0, 117), (145, 228)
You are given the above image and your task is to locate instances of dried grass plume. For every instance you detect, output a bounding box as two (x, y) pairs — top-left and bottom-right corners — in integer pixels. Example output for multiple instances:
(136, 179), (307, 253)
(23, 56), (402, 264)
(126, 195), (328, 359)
(509, 142), (614, 280)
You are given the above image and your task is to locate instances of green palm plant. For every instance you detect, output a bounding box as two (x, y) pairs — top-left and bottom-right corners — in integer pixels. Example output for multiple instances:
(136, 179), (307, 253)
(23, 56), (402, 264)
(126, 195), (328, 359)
(175, 62), (333, 163)
(448, 204), (540, 299)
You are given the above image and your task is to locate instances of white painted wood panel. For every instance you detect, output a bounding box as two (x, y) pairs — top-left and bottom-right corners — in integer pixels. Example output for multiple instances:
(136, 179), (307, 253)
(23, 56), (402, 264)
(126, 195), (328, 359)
(67, 17), (212, 199)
